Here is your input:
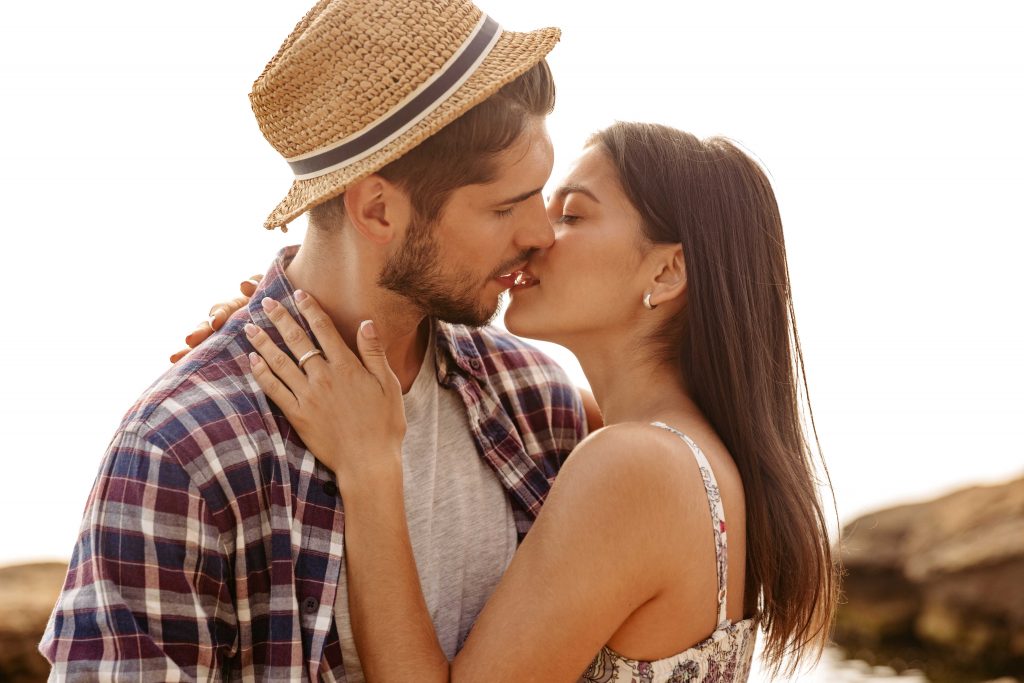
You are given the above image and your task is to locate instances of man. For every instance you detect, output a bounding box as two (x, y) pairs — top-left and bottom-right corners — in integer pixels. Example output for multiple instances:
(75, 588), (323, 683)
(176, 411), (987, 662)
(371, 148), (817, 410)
(39, 0), (588, 679)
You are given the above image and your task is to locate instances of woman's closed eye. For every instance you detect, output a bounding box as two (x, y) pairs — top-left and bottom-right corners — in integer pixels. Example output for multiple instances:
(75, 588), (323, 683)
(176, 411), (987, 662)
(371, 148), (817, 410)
(555, 214), (580, 225)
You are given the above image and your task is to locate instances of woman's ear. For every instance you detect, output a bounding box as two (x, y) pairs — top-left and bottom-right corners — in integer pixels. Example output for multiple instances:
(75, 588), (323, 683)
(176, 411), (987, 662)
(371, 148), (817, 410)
(342, 175), (413, 245)
(646, 244), (687, 308)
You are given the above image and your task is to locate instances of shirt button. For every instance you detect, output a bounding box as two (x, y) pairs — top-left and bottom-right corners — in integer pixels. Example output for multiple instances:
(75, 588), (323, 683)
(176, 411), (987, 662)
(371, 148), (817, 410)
(323, 480), (338, 497)
(302, 597), (319, 614)
(470, 359), (481, 370)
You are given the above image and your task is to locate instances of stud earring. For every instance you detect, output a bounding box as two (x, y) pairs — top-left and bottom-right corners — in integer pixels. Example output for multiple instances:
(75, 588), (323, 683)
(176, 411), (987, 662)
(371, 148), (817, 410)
(643, 292), (657, 310)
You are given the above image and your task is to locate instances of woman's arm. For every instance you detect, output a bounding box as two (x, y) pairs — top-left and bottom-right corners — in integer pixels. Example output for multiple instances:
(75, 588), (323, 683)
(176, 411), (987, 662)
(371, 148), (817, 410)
(449, 426), (674, 682)
(342, 473), (451, 683)
(346, 428), (673, 683)
(248, 294), (672, 683)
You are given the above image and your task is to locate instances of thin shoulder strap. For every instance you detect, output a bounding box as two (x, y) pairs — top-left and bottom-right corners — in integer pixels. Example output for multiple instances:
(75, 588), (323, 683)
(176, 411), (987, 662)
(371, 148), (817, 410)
(650, 421), (731, 629)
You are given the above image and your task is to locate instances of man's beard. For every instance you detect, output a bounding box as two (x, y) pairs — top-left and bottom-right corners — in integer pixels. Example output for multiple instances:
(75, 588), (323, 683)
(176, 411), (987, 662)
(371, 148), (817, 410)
(378, 215), (507, 327)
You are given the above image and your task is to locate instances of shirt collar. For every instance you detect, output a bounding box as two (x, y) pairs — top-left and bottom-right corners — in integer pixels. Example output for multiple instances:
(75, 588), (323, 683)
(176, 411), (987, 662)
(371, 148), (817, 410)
(247, 245), (307, 344)
(434, 320), (489, 383)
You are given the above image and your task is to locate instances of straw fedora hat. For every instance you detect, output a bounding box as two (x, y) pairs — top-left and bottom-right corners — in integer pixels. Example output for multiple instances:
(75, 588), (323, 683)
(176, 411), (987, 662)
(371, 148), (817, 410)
(250, 0), (560, 230)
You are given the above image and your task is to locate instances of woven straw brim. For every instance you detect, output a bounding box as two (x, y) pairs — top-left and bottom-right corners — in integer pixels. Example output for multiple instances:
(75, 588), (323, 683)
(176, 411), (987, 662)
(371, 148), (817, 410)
(263, 26), (560, 230)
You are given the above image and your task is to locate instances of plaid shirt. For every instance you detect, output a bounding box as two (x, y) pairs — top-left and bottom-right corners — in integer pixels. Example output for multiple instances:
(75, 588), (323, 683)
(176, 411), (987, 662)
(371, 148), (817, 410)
(40, 246), (586, 681)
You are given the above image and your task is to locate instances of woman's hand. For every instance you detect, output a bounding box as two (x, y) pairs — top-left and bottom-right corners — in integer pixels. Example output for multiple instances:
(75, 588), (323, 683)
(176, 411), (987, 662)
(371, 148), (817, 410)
(245, 290), (406, 493)
(169, 274), (264, 363)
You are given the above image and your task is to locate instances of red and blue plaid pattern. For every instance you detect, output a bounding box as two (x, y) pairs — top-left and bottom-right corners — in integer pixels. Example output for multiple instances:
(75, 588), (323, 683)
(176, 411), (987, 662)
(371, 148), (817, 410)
(40, 246), (586, 681)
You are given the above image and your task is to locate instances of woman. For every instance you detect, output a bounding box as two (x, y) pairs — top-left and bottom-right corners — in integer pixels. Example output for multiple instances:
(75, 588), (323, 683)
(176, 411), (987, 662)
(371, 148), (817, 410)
(184, 122), (837, 681)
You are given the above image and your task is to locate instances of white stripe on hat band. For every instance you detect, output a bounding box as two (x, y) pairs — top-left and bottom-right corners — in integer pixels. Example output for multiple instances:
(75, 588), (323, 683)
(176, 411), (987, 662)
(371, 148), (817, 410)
(287, 15), (503, 180)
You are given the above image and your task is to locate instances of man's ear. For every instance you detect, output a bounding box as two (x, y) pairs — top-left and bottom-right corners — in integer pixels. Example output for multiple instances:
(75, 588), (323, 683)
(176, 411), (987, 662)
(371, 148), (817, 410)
(645, 244), (687, 308)
(342, 175), (413, 245)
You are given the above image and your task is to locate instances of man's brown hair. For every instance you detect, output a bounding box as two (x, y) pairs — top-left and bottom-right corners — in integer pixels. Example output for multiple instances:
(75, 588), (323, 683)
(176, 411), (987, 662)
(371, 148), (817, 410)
(309, 60), (556, 228)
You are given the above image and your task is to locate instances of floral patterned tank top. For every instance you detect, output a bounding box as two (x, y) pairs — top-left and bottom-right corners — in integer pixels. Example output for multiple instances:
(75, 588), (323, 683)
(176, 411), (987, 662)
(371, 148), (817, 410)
(579, 422), (757, 683)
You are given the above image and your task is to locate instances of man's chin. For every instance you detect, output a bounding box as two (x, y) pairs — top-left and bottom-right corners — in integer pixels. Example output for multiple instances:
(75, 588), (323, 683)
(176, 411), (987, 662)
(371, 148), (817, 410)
(431, 295), (501, 328)
(437, 307), (499, 329)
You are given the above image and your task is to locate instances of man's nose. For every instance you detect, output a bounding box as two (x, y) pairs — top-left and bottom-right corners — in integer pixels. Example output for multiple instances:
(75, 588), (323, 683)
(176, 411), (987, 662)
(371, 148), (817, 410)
(516, 198), (555, 250)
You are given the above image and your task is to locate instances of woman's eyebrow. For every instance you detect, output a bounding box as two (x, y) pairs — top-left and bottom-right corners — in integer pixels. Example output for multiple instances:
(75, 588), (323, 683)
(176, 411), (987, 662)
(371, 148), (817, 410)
(553, 183), (600, 203)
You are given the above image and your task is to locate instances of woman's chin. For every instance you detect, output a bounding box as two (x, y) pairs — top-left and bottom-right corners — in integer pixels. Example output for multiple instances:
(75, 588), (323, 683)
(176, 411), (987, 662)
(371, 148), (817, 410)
(504, 301), (551, 341)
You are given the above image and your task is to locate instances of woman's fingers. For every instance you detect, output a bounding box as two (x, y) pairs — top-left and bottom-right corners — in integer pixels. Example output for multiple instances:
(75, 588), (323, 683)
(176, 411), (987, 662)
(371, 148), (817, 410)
(244, 322), (308, 391)
(356, 321), (400, 396)
(248, 352), (300, 415)
(184, 320), (215, 349)
(209, 294), (249, 332)
(186, 290), (253, 351)
(169, 348), (191, 364)
(294, 290), (358, 368)
(239, 274), (264, 298)
(260, 297), (327, 377)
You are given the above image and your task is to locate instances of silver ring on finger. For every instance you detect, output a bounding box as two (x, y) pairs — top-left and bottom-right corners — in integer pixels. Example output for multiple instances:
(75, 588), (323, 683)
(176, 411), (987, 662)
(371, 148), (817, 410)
(297, 348), (324, 370)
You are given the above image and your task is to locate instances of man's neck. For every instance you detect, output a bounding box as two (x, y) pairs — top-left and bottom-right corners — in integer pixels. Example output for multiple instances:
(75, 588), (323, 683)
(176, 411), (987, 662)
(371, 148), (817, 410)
(284, 237), (429, 393)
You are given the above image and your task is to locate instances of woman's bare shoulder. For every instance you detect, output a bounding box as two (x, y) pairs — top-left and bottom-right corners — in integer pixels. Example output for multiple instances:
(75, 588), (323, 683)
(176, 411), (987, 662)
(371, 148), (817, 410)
(555, 422), (706, 515)
(567, 421), (695, 468)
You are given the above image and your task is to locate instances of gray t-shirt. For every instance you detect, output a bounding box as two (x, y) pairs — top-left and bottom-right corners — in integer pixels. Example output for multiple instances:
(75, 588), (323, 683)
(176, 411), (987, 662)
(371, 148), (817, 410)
(335, 329), (519, 680)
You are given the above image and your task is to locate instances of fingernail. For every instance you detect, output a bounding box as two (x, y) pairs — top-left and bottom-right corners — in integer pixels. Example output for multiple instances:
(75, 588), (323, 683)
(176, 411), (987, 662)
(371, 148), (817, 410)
(295, 289), (308, 303)
(208, 313), (218, 328)
(360, 320), (377, 339)
(248, 352), (261, 366)
(244, 323), (259, 338)
(208, 306), (217, 317)
(261, 297), (278, 312)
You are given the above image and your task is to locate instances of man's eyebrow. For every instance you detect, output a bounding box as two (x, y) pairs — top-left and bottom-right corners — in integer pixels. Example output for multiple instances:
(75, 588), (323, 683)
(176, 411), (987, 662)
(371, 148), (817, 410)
(496, 186), (545, 206)
(553, 183), (600, 203)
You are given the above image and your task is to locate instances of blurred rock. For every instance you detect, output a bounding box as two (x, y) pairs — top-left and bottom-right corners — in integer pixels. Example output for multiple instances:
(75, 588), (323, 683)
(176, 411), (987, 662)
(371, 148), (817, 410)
(0, 562), (67, 683)
(836, 476), (1024, 680)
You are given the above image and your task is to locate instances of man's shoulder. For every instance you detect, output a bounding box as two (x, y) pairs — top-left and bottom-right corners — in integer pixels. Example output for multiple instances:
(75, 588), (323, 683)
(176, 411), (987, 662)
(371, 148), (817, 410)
(117, 319), (269, 457)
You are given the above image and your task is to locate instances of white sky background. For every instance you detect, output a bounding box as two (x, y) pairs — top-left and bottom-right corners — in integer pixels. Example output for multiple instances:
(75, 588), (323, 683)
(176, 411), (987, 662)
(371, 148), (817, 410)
(0, 0), (1021, 572)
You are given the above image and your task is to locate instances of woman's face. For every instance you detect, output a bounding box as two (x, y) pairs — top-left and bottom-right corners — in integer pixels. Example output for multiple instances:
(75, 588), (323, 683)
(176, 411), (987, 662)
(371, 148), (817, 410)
(504, 143), (652, 345)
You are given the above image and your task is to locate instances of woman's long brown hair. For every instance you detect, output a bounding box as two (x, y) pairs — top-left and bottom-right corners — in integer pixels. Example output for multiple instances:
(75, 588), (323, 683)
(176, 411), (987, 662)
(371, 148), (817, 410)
(591, 122), (839, 675)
